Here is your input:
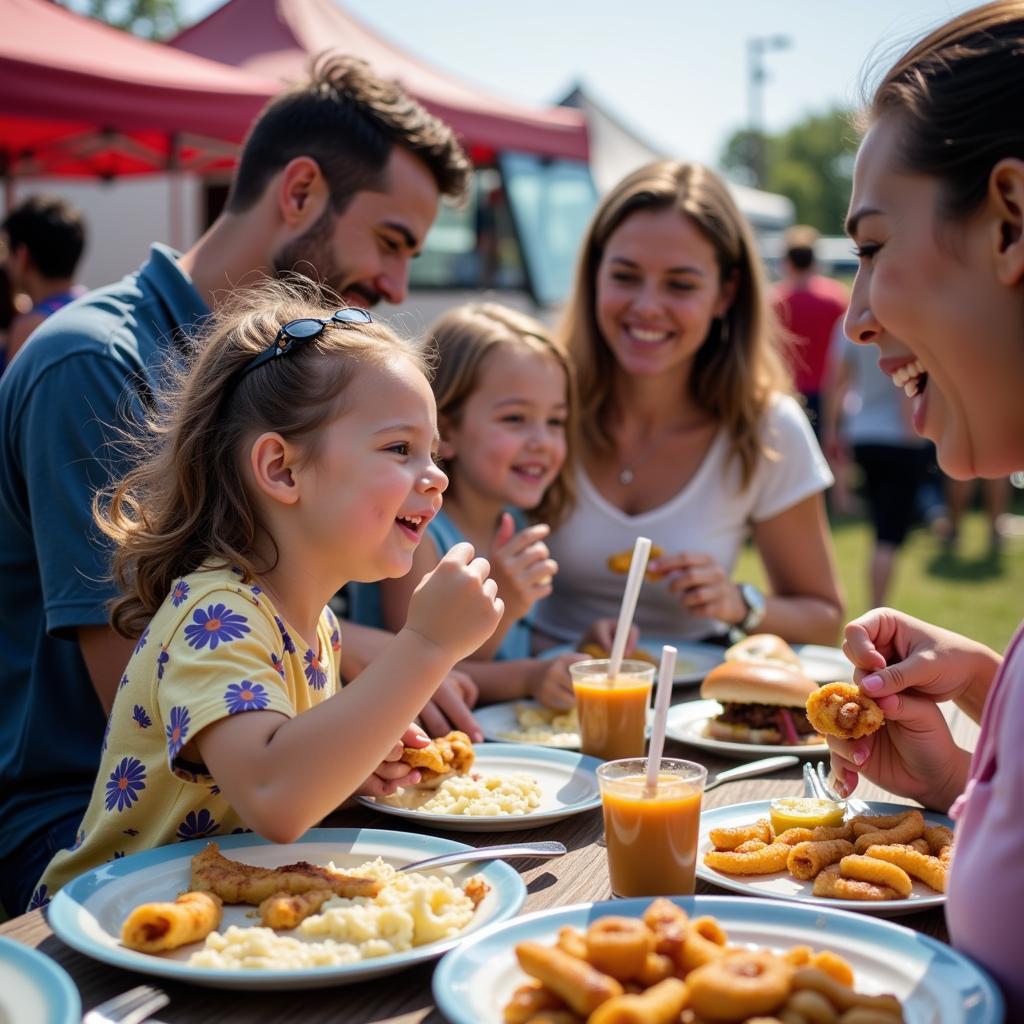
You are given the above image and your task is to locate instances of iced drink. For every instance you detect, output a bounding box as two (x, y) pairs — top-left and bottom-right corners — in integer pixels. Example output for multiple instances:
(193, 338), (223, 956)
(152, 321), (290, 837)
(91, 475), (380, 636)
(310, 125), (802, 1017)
(570, 659), (654, 761)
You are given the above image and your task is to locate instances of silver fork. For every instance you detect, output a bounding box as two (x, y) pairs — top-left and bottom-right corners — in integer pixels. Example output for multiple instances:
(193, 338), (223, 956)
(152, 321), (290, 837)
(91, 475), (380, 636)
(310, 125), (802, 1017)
(803, 760), (870, 815)
(83, 985), (169, 1024)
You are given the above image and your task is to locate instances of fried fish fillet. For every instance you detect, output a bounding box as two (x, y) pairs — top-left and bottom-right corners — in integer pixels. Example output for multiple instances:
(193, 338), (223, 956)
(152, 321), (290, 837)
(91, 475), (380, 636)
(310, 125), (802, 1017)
(402, 730), (475, 786)
(190, 842), (381, 905)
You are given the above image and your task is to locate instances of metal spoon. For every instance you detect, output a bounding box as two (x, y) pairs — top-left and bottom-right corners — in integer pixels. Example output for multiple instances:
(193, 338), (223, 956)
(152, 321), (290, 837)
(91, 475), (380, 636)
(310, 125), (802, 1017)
(704, 754), (799, 793)
(397, 840), (567, 874)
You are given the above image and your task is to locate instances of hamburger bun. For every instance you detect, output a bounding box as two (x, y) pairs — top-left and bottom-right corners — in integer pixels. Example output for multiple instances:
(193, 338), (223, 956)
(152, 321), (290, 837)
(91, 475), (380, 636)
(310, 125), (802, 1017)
(725, 633), (803, 670)
(701, 660), (816, 708)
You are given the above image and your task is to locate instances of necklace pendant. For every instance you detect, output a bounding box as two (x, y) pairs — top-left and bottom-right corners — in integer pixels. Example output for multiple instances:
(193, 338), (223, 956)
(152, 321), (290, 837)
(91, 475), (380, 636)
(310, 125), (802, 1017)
(618, 467), (634, 486)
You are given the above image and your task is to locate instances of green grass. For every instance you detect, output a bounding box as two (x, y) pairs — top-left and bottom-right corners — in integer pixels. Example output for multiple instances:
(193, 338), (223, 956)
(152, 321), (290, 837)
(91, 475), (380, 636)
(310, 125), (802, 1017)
(735, 506), (1024, 654)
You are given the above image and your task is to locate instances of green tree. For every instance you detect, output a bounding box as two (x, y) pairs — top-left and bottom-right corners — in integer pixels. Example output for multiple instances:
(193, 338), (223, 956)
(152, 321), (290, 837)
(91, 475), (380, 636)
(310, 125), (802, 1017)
(59, 0), (182, 40)
(720, 108), (858, 234)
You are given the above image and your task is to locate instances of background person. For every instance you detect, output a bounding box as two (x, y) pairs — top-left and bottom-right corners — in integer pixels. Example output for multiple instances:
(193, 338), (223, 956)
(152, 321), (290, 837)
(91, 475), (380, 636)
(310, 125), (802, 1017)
(0, 54), (470, 916)
(0, 194), (87, 364)
(822, 321), (930, 607)
(831, 3), (1024, 1012)
(35, 284), (501, 909)
(772, 224), (848, 437)
(534, 160), (844, 649)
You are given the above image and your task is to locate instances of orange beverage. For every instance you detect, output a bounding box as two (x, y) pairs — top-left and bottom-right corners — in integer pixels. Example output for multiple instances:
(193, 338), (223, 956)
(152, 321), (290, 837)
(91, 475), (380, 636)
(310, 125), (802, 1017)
(597, 759), (707, 897)
(570, 659), (653, 761)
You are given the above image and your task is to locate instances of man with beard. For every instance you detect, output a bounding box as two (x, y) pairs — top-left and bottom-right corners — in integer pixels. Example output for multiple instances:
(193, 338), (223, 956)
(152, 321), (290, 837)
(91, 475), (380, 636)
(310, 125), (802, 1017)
(0, 55), (469, 915)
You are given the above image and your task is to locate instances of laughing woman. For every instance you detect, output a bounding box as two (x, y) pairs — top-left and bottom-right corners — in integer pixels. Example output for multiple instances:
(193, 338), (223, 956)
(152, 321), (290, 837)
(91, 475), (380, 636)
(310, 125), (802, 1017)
(535, 160), (843, 649)
(824, 2), (1024, 1014)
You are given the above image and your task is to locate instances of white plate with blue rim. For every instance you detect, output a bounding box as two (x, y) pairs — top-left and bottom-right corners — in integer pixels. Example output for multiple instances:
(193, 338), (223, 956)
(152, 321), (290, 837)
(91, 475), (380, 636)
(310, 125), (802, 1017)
(358, 744), (602, 831)
(540, 638), (725, 685)
(0, 936), (80, 1024)
(665, 698), (830, 759)
(698, 799), (953, 916)
(432, 895), (1004, 1023)
(47, 828), (525, 990)
(792, 643), (854, 682)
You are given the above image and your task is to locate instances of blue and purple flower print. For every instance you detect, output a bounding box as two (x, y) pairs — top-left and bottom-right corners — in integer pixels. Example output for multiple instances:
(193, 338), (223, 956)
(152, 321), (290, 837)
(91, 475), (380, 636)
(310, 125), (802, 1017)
(133, 626), (149, 655)
(104, 756), (146, 812)
(275, 615), (296, 654)
(176, 808), (220, 841)
(157, 646), (170, 681)
(166, 706), (191, 760)
(132, 705), (152, 728)
(184, 604), (250, 651)
(304, 649), (327, 691)
(270, 652), (285, 678)
(118, 673), (129, 690)
(224, 681), (270, 714)
(171, 579), (190, 607)
(27, 885), (49, 910)
(330, 622), (341, 654)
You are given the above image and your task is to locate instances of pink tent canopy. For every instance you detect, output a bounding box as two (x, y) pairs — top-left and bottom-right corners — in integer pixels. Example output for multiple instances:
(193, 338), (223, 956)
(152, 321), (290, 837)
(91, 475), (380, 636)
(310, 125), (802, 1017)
(170, 0), (588, 163)
(0, 0), (278, 178)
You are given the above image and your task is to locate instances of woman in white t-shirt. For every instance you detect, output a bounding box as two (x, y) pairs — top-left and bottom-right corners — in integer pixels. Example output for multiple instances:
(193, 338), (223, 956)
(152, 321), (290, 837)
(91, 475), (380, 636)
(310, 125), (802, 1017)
(536, 160), (844, 646)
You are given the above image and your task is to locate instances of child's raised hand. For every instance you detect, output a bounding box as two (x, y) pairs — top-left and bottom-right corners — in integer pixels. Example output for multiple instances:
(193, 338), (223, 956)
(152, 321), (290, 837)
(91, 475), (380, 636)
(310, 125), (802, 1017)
(405, 542), (504, 662)
(489, 512), (558, 621)
(358, 724), (430, 798)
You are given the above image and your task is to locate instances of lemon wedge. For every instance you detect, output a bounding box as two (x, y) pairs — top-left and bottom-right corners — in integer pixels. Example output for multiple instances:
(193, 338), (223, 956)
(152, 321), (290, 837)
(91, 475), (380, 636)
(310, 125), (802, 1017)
(769, 796), (845, 833)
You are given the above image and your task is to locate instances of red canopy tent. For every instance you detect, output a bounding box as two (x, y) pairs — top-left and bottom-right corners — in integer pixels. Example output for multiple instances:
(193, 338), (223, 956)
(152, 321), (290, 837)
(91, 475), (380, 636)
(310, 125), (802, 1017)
(170, 0), (588, 164)
(0, 0), (279, 183)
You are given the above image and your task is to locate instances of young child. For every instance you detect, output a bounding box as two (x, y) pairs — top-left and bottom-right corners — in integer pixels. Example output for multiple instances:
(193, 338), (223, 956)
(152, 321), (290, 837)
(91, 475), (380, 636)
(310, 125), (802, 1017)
(33, 283), (502, 905)
(350, 302), (619, 711)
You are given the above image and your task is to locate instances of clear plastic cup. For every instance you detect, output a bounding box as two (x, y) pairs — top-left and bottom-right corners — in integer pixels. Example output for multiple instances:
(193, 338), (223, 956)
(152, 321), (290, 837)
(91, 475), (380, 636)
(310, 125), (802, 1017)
(570, 658), (654, 761)
(597, 757), (708, 897)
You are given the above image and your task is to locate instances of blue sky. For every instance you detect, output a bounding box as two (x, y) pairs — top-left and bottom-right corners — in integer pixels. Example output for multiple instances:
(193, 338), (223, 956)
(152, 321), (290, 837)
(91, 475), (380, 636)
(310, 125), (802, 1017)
(177, 0), (978, 168)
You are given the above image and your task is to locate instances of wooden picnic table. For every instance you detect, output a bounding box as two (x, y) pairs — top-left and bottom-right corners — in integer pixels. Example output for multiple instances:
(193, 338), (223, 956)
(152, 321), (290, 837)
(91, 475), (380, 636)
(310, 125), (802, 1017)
(0, 704), (978, 1024)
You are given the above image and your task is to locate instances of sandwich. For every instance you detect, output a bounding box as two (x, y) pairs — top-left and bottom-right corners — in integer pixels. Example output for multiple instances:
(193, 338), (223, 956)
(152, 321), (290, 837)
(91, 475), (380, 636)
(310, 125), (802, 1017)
(724, 633), (803, 671)
(700, 660), (821, 745)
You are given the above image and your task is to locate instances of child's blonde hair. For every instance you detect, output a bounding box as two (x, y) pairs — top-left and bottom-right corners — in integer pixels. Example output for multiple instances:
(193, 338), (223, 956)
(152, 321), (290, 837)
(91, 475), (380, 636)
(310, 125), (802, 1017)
(428, 302), (576, 527)
(99, 278), (426, 638)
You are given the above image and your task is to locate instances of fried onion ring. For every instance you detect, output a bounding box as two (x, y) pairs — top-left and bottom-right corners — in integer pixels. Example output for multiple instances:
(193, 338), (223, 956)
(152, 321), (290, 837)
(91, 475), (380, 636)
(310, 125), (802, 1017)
(703, 841), (790, 875)
(790, 967), (902, 1016)
(780, 988), (840, 1024)
(588, 977), (689, 1024)
(787, 839), (855, 880)
(805, 683), (884, 740)
(853, 811), (925, 854)
(502, 980), (567, 1024)
(863, 844), (947, 893)
(839, 855), (912, 899)
(811, 864), (899, 901)
(687, 949), (793, 1021)
(515, 940), (622, 1015)
(677, 916), (728, 975)
(923, 825), (954, 858)
(709, 818), (774, 850)
(585, 916), (655, 981)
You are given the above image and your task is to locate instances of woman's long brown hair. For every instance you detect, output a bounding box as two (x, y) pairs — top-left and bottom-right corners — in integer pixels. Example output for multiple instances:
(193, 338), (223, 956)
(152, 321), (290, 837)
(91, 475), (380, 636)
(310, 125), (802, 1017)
(558, 160), (792, 488)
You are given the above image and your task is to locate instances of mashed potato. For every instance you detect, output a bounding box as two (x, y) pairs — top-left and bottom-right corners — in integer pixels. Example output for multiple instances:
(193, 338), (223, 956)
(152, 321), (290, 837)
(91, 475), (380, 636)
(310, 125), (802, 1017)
(383, 771), (543, 816)
(497, 704), (580, 747)
(188, 858), (476, 970)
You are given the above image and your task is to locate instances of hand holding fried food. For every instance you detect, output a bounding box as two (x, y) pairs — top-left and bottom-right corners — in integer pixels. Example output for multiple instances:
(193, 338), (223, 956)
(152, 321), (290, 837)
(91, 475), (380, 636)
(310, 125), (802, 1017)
(121, 890), (222, 953)
(190, 842), (380, 905)
(607, 546), (664, 579)
(505, 900), (903, 1023)
(401, 729), (475, 786)
(806, 682), (884, 739)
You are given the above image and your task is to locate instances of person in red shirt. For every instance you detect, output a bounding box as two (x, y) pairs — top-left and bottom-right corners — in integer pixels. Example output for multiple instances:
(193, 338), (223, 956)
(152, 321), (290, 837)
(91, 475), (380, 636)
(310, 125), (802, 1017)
(773, 225), (848, 437)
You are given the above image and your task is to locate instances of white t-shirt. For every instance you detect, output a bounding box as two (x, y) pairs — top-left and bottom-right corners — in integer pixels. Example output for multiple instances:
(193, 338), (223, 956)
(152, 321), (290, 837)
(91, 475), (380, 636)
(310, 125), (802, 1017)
(535, 394), (833, 642)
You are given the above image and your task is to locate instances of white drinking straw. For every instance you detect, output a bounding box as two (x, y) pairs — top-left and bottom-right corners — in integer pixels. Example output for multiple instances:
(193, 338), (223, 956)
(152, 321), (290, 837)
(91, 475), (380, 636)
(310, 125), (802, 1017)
(607, 536), (652, 680)
(645, 645), (677, 795)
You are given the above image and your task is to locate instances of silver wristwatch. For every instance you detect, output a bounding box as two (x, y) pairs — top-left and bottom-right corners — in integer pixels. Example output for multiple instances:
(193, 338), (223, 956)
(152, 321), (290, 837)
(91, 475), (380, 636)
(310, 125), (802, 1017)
(738, 583), (766, 632)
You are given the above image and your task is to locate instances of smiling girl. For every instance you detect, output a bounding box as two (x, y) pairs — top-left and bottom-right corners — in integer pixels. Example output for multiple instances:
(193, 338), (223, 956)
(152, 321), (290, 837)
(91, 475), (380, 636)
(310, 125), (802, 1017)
(33, 283), (502, 906)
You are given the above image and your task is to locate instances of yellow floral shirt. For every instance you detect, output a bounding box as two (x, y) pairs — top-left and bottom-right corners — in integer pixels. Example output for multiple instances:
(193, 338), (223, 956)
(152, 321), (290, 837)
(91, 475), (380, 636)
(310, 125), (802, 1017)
(36, 566), (340, 903)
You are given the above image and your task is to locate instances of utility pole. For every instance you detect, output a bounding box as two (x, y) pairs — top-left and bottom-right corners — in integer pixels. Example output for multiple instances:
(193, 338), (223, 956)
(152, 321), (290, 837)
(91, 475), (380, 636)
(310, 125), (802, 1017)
(747, 34), (791, 188)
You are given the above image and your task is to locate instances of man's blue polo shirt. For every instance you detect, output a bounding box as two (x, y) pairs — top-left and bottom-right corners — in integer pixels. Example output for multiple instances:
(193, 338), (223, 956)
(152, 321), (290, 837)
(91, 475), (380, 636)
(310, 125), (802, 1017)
(0, 244), (209, 859)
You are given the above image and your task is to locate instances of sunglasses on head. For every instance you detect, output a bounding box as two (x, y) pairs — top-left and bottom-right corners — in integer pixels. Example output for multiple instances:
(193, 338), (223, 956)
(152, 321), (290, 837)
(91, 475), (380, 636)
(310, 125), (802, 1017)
(231, 307), (374, 386)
